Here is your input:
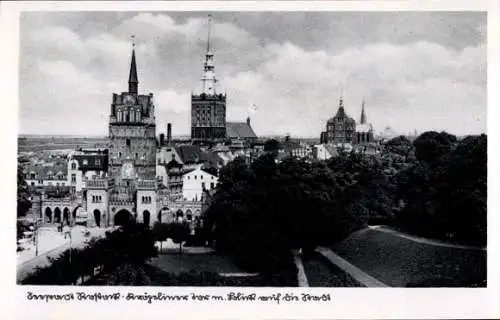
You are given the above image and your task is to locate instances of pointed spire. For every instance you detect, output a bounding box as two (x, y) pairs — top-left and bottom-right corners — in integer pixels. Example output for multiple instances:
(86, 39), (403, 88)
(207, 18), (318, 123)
(206, 14), (212, 54)
(128, 35), (138, 94)
(360, 98), (367, 124)
(338, 86), (344, 110)
(200, 14), (217, 95)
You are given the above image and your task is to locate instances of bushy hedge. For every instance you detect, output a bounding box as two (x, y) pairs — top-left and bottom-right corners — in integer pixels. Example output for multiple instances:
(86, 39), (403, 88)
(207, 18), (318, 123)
(21, 223), (158, 285)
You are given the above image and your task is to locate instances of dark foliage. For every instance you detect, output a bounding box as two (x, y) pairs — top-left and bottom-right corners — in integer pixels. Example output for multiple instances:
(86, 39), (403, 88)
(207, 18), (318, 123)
(263, 139), (280, 153)
(17, 165), (32, 218)
(394, 133), (486, 246)
(21, 223), (158, 285)
(203, 151), (378, 274)
(168, 221), (191, 254)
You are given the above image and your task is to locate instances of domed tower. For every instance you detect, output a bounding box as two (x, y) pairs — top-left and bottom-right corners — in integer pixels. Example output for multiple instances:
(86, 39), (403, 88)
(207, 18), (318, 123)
(323, 96), (356, 144)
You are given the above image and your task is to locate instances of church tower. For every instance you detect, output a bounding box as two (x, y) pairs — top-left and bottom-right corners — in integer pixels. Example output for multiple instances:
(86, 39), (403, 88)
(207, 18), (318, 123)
(360, 98), (367, 124)
(191, 14), (227, 142)
(108, 38), (157, 182)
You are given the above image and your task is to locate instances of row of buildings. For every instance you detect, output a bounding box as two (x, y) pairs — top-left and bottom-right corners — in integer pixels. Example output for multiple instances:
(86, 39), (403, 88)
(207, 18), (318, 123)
(22, 16), (382, 229)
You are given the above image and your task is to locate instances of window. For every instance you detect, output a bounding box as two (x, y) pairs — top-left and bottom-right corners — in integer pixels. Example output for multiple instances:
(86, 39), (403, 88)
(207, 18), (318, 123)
(118, 152), (122, 158)
(83, 159), (88, 165)
(30, 173), (35, 179)
(71, 163), (76, 170)
(135, 153), (138, 159)
(126, 139), (131, 147)
(194, 175), (197, 180)
(201, 182), (206, 190)
(201, 175), (203, 180)
(95, 159), (101, 166)
(188, 176), (190, 180)
(210, 182), (214, 189)
(31, 182), (35, 186)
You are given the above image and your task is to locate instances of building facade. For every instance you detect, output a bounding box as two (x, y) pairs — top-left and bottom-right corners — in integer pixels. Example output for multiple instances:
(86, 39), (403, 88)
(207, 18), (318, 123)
(182, 168), (218, 201)
(321, 97), (356, 144)
(321, 97), (376, 146)
(355, 100), (375, 144)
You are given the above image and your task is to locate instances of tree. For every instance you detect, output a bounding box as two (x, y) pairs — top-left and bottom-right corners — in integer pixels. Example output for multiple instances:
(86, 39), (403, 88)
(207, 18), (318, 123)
(413, 131), (456, 164)
(17, 165), (31, 218)
(264, 139), (280, 154)
(152, 222), (170, 253)
(394, 132), (486, 246)
(168, 222), (190, 254)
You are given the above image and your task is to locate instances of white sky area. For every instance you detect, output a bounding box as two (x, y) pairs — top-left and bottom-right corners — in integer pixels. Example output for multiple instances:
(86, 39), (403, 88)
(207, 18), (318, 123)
(19, 12), (486, 137)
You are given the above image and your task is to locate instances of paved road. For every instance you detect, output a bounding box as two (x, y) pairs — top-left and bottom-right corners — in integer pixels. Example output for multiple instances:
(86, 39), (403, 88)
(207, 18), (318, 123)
(17, 228), (111, 282)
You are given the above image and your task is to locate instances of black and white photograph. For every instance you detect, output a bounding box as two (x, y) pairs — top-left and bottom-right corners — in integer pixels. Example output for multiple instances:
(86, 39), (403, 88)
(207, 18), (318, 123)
(2, 1), (498, 319)
(15, 8), (488, 287)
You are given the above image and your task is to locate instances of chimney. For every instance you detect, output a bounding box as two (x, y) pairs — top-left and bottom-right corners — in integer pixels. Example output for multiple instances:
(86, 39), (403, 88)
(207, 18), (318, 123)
(159, 133), (165, 147)
(167, 123), (172, 144)
(246, 117), (250, 125)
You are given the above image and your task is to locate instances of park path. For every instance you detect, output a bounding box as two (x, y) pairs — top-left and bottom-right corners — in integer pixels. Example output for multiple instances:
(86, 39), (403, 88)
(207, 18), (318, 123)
(293, 250), (309, 287)
(368, 225), (486, 251)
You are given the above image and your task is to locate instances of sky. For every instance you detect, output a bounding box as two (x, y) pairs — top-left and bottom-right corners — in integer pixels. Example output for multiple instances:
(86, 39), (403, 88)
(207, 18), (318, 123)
(19, 11), (486, 137)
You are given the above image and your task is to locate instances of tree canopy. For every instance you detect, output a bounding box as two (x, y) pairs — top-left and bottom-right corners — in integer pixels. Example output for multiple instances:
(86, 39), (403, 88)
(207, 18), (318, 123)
(202, 131), (487, 275)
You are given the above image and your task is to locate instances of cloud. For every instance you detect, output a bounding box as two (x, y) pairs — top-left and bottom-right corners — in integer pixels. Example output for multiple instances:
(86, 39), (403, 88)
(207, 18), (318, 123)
(19, 12), (486, 138)
(221, 40), (485, 137)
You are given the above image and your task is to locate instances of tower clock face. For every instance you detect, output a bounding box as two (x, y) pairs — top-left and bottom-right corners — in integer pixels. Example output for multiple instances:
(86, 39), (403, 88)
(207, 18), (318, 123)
(121, 161), (136, 180)
(123, 94), (135, 105)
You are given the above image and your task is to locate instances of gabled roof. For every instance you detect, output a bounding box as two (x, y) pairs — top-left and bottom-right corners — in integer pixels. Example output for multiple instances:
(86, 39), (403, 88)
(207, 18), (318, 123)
(182, 167), (218, 178)
(226, 122), (257, 139)
(25, 162), (68, 180)
(166, 158), (183, 169)
(174, 145), (203, 164)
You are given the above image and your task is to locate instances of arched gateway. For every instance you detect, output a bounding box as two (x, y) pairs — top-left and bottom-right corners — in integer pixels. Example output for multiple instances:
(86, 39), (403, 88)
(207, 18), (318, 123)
(114, 209), (134, 227)
(143, 210), (151, 227)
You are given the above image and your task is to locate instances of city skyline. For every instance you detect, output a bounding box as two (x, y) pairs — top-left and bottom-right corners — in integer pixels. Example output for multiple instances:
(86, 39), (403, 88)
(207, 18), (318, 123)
(19, 11), (486, 137)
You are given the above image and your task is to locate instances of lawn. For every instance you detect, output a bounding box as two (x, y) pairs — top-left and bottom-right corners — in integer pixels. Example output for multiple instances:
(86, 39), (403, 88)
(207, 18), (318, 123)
(150, 253), (244, 274)
(331, 228), (486, 287)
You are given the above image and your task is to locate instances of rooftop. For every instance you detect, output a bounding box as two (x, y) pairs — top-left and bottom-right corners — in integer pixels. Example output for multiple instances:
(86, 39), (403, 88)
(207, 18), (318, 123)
(226, 122), (257, 139)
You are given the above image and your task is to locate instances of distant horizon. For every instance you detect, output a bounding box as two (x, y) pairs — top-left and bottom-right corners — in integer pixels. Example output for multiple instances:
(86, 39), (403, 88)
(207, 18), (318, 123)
(18, 129), (484, 140)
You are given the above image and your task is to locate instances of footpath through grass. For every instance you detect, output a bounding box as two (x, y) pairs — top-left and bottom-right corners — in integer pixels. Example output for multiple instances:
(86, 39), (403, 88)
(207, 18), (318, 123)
(331, 227), (486, 287)
(302, 252), (364, 287)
